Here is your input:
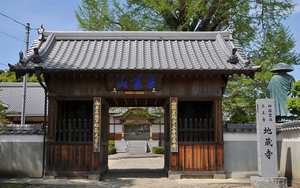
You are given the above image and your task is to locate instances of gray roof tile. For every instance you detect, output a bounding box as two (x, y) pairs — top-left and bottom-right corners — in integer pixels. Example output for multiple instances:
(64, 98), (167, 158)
(21, 31), (258, 72)
(0, 124), (44, 135)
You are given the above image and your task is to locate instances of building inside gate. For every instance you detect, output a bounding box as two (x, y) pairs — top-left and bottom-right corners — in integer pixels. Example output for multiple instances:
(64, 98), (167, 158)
(10, 31), (258, 178)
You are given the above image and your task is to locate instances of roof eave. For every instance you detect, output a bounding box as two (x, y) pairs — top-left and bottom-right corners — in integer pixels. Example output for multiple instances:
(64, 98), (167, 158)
(9, 66), (260, 76)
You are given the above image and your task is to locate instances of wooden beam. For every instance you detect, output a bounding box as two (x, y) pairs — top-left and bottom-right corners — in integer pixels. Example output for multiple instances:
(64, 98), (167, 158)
(113, 97), (118, 106)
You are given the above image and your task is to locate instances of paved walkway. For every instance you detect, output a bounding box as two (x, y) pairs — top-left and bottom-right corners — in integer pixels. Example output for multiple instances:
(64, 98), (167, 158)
(108, 152), (164, 170)
(0, 178), (252, 188)
(0, 153), (252, 187)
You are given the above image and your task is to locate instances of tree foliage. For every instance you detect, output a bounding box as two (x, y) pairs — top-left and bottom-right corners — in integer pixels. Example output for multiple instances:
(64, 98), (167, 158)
(0, 71), (38, 82)
(0, 101), (8, 124)
(76, 0), (299, 123)
(288, 80), (300, 117)
(224, 26), (299, 122)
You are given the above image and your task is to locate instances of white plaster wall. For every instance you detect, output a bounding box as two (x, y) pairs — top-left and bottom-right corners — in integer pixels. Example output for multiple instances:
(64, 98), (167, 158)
(278, 130), (300, 183)
(109, 124), (123, 133)
(223, 132), (257, 141)
(223, 132), (258, 178)
(115, 139), (127, 152)
(151, 124), (164, 133)
(148, 140), (159, 150)
(0, 135), (43, 177)
(0, 135), (43, 142)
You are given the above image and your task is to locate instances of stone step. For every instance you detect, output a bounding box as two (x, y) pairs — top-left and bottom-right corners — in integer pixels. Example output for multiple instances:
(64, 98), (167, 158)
(126, 140), (147, 153)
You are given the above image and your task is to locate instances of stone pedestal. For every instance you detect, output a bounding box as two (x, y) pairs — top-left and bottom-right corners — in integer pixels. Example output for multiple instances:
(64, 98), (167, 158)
(250, 176), (287, 188)
(213, 173), (226, 179)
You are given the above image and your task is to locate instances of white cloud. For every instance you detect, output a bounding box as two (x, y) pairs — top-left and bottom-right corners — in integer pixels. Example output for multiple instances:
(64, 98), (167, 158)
(294, 2), (300, 14)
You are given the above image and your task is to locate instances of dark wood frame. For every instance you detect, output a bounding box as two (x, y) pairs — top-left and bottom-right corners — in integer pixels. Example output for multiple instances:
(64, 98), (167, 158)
(45, 72), (225, 177)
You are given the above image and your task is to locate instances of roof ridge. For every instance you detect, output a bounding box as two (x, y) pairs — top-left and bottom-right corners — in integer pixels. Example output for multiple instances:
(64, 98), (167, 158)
(44, 31), (232, 41)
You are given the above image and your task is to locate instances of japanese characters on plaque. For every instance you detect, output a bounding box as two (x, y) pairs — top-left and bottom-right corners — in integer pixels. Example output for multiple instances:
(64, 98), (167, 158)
(106, 74), (162, 92)
(256, 99), (278, 177)
(93, 97), (101, 152)
(170, 97), (178, 153)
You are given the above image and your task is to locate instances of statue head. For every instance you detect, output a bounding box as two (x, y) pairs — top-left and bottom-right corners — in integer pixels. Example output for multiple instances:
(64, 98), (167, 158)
(270, 63), (294, 74)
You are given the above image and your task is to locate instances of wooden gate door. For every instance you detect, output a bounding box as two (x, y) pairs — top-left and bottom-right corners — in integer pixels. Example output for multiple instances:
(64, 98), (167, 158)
(47, 98), (110, 176)
(170, 100), (223, 172)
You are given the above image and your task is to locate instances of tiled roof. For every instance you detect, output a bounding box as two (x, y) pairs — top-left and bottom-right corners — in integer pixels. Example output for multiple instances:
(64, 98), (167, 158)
(20, 31), (258, 73)
(223, 123), (256, 133)
(277, 120), (300, 132)
(0, 82), (45, 116)
(0, 124), (44, 135)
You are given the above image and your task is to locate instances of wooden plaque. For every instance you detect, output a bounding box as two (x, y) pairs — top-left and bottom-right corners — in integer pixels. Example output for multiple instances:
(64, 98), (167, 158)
(93, 97), (101, 152)
(170, 97), (178, 152)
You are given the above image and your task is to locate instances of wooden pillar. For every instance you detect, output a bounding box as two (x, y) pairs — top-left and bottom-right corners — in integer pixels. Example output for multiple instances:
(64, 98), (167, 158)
(164, 101), (170, 171)
(101, 99), (109, 172)
(46, 96), (57, 173)
(47, 96), (57, 142)
(214, 98), (224, 170)
(93, 97), (109, 174)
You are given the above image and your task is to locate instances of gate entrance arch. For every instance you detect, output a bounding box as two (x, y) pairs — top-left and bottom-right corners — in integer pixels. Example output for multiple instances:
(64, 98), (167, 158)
(103, 97), (170, 174)
(10, 31), (258, 178)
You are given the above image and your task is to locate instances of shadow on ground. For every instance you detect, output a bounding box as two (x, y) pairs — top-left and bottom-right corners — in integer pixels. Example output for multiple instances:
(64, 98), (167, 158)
(105, 169), (167, 179)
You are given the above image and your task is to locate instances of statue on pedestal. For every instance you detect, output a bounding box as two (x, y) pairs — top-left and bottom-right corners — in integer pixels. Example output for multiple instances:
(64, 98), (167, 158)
(267, 63), (295, 122)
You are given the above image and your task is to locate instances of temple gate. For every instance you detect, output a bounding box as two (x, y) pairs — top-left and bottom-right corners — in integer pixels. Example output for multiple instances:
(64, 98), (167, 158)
(10, 31), (258, 178)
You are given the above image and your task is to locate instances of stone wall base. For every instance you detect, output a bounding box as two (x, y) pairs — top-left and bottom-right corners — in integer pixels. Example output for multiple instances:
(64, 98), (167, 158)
(168, 170), (225, 179)
(250, 176), (287, 188)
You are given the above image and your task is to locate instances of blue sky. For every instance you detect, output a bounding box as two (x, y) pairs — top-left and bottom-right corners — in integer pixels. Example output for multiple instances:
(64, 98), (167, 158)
(0, 0), (299, 80)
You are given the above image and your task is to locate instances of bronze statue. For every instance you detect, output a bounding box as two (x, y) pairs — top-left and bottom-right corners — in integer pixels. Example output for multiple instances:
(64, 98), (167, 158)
(267, 63), (295, 121)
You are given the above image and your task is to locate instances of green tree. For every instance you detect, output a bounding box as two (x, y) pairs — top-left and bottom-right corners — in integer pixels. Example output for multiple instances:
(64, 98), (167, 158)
(0, 71), (38, 82)
(0, 71), (19, 82)
(288, 80), (300, 117)
(76, 0), (299, 123)
(224, 26), (299, 122)
(0, 101), (8, 124)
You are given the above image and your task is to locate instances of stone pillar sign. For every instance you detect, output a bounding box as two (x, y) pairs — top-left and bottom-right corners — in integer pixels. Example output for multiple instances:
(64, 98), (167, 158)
(256, 99), (277, 177)
(251, 99), (287, 188)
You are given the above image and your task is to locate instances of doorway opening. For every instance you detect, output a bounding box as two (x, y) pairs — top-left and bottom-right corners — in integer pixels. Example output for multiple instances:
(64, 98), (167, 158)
(106, 98), (168, 177)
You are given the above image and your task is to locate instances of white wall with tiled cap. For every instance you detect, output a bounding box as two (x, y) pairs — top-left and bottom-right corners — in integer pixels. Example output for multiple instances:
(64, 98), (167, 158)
(0, 135), (43, 142)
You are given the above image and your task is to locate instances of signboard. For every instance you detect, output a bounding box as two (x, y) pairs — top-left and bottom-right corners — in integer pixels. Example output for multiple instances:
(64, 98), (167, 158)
(93, 97), (101, 152)
(170, 97), (178, 152)
(256, 99), (277, 177)
(106, 74), (162, 92)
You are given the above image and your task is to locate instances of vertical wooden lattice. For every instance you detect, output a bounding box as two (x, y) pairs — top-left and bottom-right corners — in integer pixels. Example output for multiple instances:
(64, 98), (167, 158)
(56, 101), (93, 143)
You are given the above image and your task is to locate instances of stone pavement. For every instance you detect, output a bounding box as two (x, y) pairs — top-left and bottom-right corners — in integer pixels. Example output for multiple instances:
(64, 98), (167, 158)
(0, 153), (252, 188)
(0, 178), (252, 188)
(108, 152), (164, 170)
